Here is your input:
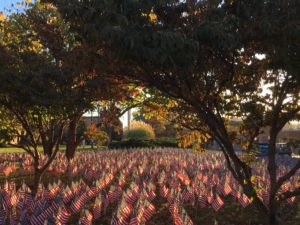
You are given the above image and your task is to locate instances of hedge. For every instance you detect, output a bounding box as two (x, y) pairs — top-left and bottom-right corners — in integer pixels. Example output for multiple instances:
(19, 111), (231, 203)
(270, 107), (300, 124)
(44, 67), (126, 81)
(108, 137), (178, 149)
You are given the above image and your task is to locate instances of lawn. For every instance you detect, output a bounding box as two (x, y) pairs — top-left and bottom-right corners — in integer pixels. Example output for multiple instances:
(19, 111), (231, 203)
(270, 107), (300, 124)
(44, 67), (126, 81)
(0, 145), (94, 153)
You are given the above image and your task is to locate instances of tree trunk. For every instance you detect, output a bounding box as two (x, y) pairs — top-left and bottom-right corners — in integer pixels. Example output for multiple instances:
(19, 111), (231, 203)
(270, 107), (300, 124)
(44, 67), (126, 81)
(66, 118), (78, 161)
(268, 206), (280, 225)
(43, 144), (53, 158)
(66, 160), (73, 183)
(106, 126), (113, 144)
(31, 168), (43, 198)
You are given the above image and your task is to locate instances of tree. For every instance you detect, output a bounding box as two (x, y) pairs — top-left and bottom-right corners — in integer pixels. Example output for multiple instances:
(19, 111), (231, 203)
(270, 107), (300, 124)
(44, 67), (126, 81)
(33, 10), (145, 161)
(96, 86), (153, 142)
(134, 94), (211, 150)
(0, 107), (20, 146)
(0, 4), (73, 195)
(61, 119), (86, 146)
(8, 2), (140, 163)
(84, 125), (109, 148)
(133, 106), (177, 138)
(48, 0), (300, 224)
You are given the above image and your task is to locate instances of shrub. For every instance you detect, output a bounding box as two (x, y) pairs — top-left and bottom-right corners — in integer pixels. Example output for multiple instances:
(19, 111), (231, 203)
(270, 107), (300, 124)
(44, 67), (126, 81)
(124, 121), (155, 140)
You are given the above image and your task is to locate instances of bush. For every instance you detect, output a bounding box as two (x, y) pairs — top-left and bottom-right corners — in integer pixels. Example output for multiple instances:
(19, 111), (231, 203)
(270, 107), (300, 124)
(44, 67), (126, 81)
(108, 137), (178, 149)
(124, 121), (155, 140)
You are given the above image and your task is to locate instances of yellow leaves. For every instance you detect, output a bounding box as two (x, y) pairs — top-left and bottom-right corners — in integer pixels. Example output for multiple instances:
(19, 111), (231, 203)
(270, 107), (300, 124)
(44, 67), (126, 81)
(48, 17), (58, 24)
(6, 32), (12, 39)
(250, 175), (256, 183)
(241, 140), (250, 149)
(149, 12), (157, 22)
(31, 40), (42, 52)
(0, 12), (5, 22)
(178, 130), (210, 152)
(250, 197), (254, 203)
(166, 99), (176, 108)
(15, 1), (31, 8)
(124, 120), (155, 140)
(141, 12), (158, 23)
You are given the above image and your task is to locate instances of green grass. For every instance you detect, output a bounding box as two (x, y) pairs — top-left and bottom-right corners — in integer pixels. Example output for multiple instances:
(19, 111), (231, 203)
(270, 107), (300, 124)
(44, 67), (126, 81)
(0, 145), (95, 153)
(0, 147), (28, 153)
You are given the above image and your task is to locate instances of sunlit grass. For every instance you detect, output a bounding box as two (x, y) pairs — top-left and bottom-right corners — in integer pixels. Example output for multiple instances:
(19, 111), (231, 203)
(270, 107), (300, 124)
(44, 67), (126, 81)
(0, 145), (96, 153)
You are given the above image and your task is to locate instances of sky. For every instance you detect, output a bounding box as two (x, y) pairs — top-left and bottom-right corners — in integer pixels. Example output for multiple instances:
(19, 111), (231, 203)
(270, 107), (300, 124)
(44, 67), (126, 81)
(0, 0), (19, 11)
(0, 0), (34, 13)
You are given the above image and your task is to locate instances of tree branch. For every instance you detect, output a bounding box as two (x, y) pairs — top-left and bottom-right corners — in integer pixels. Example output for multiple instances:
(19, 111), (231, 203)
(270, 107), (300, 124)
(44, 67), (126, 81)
(279, 186), (300, 202)
(276, 159), (300, 191)
(7, 143), (34, 157)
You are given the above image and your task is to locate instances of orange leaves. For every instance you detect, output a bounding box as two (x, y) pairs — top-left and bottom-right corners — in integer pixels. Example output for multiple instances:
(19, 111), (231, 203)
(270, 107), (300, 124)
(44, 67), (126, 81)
(88, 124), (98, 132)
(44, 3), (54, 9)
(130, 89), (140, 97)
(77, 79), (86, 87)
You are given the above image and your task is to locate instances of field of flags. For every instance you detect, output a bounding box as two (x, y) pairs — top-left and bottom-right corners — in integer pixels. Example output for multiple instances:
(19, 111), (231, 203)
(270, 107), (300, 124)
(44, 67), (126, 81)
(0, 148), (299, 225)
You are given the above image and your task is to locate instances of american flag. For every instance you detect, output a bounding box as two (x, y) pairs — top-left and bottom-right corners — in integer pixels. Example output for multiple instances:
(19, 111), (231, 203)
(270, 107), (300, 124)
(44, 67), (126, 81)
(0, 148), (299, 224)
(223, 183), (232, 196)
(143, 201), (155, 222)
(108, 186), (123, 204)
(93, 195), (103, 219)
(198, 195), (207, 208)
(207, 190), (214, 204)
(160, 185), (170, 198)
(239, 194), (250, 208)
(129, 211), (138, 225)
(56, 207), (71, 224)
(79, 209), (93, 225)
(211, 194), (224, 211)
(287, 196), (296, 205)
